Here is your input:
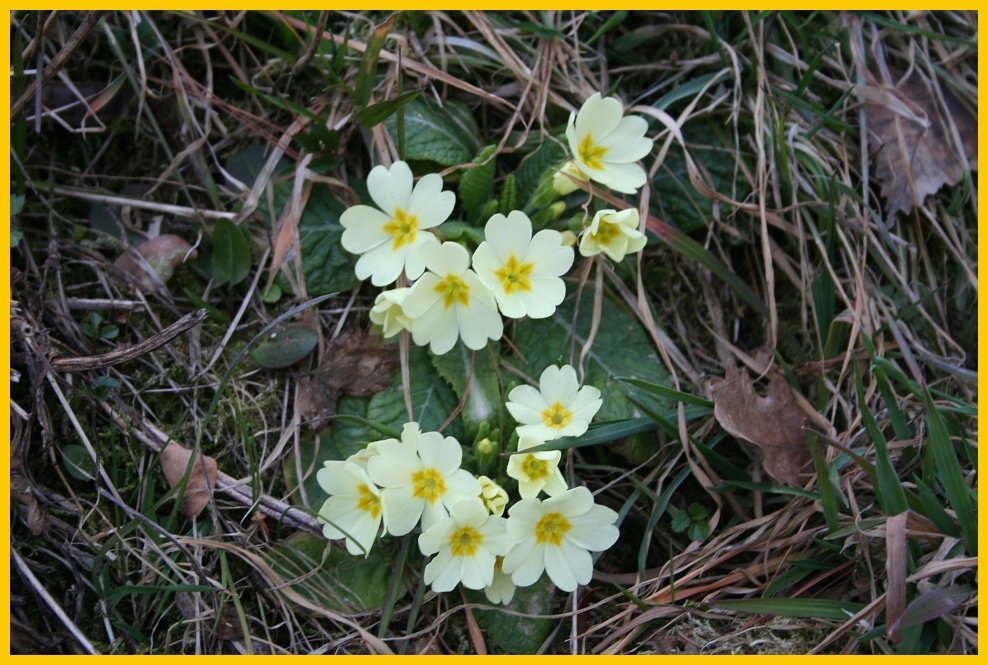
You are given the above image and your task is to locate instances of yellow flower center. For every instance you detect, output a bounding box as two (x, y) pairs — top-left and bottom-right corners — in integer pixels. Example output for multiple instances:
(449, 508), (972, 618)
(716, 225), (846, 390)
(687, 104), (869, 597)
(535, 511), (572, 546)
(541, 402), (573, 430)
(494, 255), (534, 295)
(383, 208), (418, 250)
(590, 221), (621, 247)
(356, 484), (381, 520)
(578, 133), (608, 171)
(521, 454), (550, 480)
(449, 525), (483, 557)
(434, 274), (470, 309)
(411, 468), (447, 504)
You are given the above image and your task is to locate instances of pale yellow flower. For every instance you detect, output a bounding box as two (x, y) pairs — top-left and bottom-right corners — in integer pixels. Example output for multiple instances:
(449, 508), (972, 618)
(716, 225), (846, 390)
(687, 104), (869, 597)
(578, 208), (647, 262)
(566, 93), (653, 194)
(418, 499), (513, 592)
(472, 211), (573, 320)
(316, 462), (385, 556)
(402, 241), (503, 354)
(501, 486), (619, 592)
(341, 161), (454, 286)
(506, 435), (569, 500)
(369, 287), (412, 338)
(477, 475), (509, 516)
(506, 364), (602, 442)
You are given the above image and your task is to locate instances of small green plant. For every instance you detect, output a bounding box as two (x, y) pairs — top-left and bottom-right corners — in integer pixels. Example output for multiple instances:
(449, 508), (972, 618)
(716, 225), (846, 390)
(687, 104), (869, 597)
(80, 312), (119, 341)
(89, 376), (121, 402)
(671, 502), (710, 542)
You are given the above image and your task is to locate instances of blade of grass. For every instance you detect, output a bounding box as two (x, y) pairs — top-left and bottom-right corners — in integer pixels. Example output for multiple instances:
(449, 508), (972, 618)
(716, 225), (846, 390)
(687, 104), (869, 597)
(855, 362), (908, 515)
(355, 13), (397, 108)
(713, 597), (865, 620)
(923, 388), (977, 552)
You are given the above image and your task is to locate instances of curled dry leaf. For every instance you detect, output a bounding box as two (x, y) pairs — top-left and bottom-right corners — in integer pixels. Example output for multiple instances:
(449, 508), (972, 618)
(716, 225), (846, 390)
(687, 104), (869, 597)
(709, 364), (811, 486)
(160, 441), (218, 519)
(114, 234), (196, 292)
(296, 329), (398, 430)
(864, 73), (977, 220)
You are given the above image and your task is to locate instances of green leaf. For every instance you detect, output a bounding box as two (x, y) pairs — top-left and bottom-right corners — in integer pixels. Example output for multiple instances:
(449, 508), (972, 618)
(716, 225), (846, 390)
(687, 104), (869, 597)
(509, 295), (671, 424)
(498, 174), (517, 215)
(437, 220), (486, 246)
(249, 324), (318, 369)
(519, 417), (658, 453)
(383, 97), (480, 167)
(924, 388), (977, 552)
(517, 140), (567, 209)
(295, 183), (357, 296)
(211, 219), (251, 287)
(11, 193), (25, 216)
(62, 444), (95, 481)
(713, 598), (865, 620)
(459, 144), (497, 218)
(649, 122), (748, 234)
(367, 346), (464, 441)
(466, 575), (555, 654)
(353, 88), (424, 128)
(669, 509), (690, 533)
(431, 344), (501, 439)
(855, 362), (908, 515)
(618, 377), (714, 409)
(265, 533), (392, 612)
(354, 13), (396, 107)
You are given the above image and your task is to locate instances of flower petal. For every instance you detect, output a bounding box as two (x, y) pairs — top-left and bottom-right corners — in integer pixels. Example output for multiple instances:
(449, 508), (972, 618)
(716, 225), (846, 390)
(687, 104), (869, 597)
(367, 161), (412, 215)
(574, 93), (623, 143)
(597, 116), (653, 162)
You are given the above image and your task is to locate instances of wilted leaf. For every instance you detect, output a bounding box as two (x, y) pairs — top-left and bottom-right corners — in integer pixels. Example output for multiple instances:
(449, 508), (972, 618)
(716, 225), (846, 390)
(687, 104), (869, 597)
(160, 442), (218, 519)
(114, 234), (196, 292)
(709, 364), (810, 486)
(250, 324), (319, 369)
(864, 74), (978, 220)
(296, 330), (398, 430)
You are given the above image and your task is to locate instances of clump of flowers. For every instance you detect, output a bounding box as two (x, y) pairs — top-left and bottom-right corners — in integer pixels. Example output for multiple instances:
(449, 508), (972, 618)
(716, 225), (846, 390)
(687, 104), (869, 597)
(319, 90), (658, 601)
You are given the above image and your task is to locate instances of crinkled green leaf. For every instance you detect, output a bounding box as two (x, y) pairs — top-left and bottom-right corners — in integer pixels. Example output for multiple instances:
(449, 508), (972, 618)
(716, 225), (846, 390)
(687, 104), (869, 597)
(431, 344), (501, 439)
(367, 346), (464, 441)
(517, 140), (567, 210)
(650, 122), (750, 234)
(384, 97), (480, 167)
(211, 218), (252, 286)
(509, 295), (671, 423)
(437, 220), (486, 246)
(459, 144), (497, 219)
(295, 184), (357, 296)
(466, 575), (555, 654)
(266, 533), (391, 612)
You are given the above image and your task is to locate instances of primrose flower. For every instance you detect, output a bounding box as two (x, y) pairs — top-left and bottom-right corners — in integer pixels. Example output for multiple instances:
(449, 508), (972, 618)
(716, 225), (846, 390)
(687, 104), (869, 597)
(472, 211), (574, 320)
(484, 556), (517, 605)
(418, 499), (513, 592)
(369, 287), (412, 338)
(566, 93), (653, 194)
(366, 424), (482, 536)
(477, 475), (509, 516)
(552, 159), (590, 196)
(579, 208), (646, 262)
(506, 364), (602, 442)
(316, 462), (385, 556)
(501, 486), (619, 592)
(507, 436), (568, 499)
(341, 161), (454, 286)
(402, 241), (503, 355)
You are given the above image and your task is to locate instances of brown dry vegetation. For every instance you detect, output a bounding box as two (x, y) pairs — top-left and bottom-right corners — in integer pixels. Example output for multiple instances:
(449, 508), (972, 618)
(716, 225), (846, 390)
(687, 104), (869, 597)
(9, 10), (977, 654)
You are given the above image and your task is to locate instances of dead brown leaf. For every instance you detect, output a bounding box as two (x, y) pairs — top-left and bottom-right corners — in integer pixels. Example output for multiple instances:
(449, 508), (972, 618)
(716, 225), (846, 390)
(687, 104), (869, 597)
(296, 329), (398, 430)
(160, 442), (218, 519)
(709, 364), (811, 486)
(865, 74), (977, 220)
(114, 234), (197, 292)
